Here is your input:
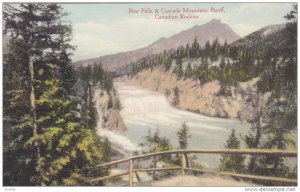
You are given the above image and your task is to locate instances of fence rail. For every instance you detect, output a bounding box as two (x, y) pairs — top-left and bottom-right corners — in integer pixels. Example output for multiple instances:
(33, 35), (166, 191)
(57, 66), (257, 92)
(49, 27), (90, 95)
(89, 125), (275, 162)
(89, 149), (297, 186)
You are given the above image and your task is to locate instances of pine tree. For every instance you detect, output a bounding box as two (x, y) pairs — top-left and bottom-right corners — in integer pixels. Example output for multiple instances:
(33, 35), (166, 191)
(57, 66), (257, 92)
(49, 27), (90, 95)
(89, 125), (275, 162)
(185, 62), (193, 77)
(78, 65), (98, 130)
(191, 36), (200, 57)
(87, 81), (97, 129)
(176, 122), (191, 149)
(211, 38), (220, 61)
(3, 3), (106, 186)
(185, 43), (191, 58)
(141, 129), (175, 180)
(242, 6), (297, 178)
(219, 129), (245, 173)
(172, 86), (180, 106)
(204, 41), (211, 58)
(3, 33), (35, 185)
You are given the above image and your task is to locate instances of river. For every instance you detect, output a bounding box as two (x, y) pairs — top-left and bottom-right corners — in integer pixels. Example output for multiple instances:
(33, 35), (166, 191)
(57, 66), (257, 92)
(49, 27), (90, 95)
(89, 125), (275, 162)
(111, 82), (250, 167)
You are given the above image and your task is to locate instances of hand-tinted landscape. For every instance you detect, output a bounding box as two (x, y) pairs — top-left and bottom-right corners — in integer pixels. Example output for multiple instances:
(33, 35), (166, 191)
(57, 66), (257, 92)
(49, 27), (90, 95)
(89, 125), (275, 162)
(3, 2), (297, 188)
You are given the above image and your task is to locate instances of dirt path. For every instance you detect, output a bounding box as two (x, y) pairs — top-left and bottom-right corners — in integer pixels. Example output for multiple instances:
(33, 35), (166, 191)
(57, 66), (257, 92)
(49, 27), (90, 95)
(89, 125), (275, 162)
(152, 175), (256, 186)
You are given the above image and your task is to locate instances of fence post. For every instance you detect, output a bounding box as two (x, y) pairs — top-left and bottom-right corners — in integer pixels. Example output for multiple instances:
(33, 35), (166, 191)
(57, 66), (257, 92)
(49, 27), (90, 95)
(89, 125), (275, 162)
(181, 152), (187, 175)
(129, 159), (134, 186)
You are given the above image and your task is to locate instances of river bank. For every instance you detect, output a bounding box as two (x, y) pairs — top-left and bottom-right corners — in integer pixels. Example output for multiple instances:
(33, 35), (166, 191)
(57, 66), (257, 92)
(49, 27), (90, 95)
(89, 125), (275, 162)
(114, 82), (250, 167)
(117, 67), (271, 121)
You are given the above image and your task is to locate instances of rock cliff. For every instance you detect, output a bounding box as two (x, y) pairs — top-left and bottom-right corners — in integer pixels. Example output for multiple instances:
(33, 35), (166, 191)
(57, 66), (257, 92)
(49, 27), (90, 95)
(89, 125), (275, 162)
(117, 67), (271, 120)
(94, 88), (126, 133)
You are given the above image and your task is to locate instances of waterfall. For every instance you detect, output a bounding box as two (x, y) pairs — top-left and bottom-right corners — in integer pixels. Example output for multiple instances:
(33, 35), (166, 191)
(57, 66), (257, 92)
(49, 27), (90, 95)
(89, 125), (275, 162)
(116, 84), (173, 116)
(96, 128), (140, 153)
(114, 82), (250, 167)
(92, 82), (249, 166)
(94, 88), (141, 154)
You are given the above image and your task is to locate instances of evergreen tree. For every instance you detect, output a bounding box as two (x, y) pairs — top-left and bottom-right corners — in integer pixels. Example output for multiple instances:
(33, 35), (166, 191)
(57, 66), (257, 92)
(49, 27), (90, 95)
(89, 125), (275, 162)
(185, 62), (193, 77)
(204, 41), (211, 58)
(87, 81), (97, 129)
(172, 86), (180, 106)
(3, 32), (35, 185)
(191, 36), (200, 57)
(3, 3), (106, 185)
(175, 58), (184, 79)
(219, 129), (245, 173)
(140, 129), (176, 180)
(243, 6), (297, 179)
(176, 122), (191, 149)
(185, 43), (191, 58)
(78, 64), (108, 130)
(211, 38), (220, 61)
(102, 137), (112, 162)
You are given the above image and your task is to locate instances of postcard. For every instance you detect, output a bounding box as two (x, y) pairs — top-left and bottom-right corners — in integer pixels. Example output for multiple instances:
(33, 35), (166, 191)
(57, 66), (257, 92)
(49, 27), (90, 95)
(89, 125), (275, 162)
(2, 1), (298, 190)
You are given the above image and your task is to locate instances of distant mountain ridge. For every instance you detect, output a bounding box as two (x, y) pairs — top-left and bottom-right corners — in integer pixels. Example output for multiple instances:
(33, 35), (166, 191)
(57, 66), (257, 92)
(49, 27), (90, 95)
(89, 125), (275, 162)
(230, 23), (287, 49)
(73, 19), (241, 72)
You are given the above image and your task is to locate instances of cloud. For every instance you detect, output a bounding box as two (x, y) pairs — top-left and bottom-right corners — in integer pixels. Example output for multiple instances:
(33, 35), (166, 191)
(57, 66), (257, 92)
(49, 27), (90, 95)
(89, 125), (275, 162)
(71, 22), (125, 61)
(71, 17), (190, 61)
(66, 3), (294, 61)
(115, 17), (189, 43)
(71, 32), (126, 61)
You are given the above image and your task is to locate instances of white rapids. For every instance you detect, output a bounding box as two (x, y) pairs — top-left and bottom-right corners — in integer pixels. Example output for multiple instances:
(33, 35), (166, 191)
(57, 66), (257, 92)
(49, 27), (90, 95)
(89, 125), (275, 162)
(114, 82), (250, 167)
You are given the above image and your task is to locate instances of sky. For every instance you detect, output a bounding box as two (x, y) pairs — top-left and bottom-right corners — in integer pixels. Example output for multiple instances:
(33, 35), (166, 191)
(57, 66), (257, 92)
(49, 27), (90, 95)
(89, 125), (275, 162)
(61, 3), (295, 61)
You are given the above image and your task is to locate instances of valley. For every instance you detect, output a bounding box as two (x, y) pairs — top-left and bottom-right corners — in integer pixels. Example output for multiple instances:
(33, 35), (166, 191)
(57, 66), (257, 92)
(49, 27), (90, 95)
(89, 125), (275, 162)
(3, 3), (297, 187)
(84, 17), (296, 170)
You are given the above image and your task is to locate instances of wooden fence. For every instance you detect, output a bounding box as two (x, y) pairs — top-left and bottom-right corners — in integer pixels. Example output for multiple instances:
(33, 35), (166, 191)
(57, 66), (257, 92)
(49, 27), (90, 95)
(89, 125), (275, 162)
(89, 149), (297, 186)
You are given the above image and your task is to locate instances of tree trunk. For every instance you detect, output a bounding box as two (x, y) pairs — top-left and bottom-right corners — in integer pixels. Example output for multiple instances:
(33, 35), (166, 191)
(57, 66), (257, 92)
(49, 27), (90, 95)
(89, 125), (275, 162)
(248, 119), (262, 174)
(247, 90), (264, 174)
(272, 117), (285, 174)
(26, 8), (42, 184)
(29, 55), (42, 185)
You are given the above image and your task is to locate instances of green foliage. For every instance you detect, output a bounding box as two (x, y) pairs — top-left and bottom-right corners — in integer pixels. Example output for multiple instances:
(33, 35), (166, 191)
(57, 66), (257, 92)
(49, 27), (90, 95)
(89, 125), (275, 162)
(140, 129), (179, 180)
(172, 57), (184, 79)
(191, 36), (200, 57)
(143, 129), (173, 154)
(185, 62), (193, 77)
(3, 34), (35, 185)
(116, 6), (297, 181)
(3, 3), (109, 186)
(117, 35), (262, 88)
(242, 6), (297, 181)
(172, 86), (180, 106)
(284, 4), (297, 48)
(101, 137), (112, 162)
(219, 129), (246, 174)
(34, 77), (107, 185)
(177, 122), (191, 149)
(77, 63), (115, 129)
(176, 122), (202, 172)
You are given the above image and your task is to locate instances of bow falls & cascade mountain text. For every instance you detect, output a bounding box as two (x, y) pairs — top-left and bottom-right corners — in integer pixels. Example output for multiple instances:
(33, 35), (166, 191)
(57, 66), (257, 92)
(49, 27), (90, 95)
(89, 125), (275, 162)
(128, 7), (225, 20)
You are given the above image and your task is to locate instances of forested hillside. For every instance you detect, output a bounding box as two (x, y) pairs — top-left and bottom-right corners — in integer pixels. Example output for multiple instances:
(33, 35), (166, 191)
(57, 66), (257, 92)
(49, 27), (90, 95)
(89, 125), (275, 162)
(3, 4), (117, 186)
(73, 19), (240, 72)
(117, 5), (297, 180)
(2, 3), (297, 187)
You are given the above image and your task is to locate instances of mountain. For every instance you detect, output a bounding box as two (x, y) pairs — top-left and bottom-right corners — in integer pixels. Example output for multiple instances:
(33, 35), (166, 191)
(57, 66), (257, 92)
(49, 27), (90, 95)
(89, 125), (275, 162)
(230, 24), (287, 49)
(73, 19), (240, 72)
